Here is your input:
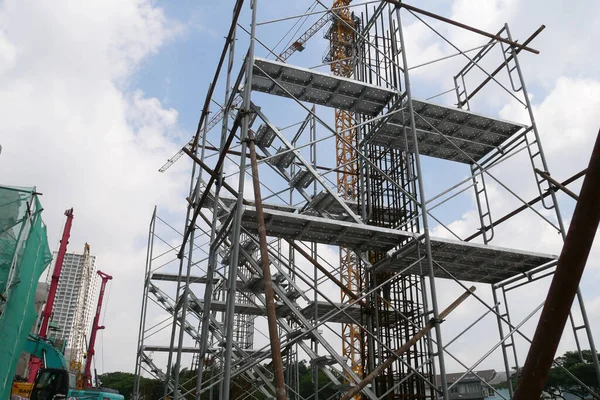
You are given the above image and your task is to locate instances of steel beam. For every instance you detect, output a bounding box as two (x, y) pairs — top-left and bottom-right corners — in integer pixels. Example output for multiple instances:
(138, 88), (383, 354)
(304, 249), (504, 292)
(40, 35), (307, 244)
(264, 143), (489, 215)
(514, 129), (600, 399)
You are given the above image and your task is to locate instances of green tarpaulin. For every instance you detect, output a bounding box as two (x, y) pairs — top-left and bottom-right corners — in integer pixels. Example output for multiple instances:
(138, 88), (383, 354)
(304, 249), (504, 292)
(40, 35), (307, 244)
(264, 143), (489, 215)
(0, 185), (52, 398)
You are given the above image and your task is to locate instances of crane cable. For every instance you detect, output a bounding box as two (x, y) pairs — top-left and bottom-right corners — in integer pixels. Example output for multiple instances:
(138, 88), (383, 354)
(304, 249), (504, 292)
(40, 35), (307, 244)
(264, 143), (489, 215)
(280, 2), (317, 54)
(271, 1), (318, 57)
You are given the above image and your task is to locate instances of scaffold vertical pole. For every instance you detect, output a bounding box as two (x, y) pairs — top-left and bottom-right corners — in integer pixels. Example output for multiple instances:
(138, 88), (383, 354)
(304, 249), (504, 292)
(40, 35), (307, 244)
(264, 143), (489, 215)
(221, 0), (257, 398)
(395, 6), (449, 400)
(248, 131), (287, 399)
(504, 23), (600, 386)
(492, 286), (514, 398)
(195, 27), (237, 400)
(133, 207), (156, 400)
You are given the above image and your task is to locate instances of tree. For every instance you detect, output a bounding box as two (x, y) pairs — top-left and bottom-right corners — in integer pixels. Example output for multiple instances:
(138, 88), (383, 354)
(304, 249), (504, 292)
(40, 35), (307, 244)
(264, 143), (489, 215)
(97, 360), (355, 399)
(494, 350), (600, 399)
(98, 371), (162, 399)
(542, 350), (600, 400)
(296, 360), (340, 399)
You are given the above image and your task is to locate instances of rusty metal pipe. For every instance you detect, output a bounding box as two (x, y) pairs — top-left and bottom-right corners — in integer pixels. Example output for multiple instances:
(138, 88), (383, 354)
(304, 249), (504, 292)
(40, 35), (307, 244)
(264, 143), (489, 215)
(465, 169), (587, 242)
(535, 168), (579, 201)
(247, 132), (287, 400)
(340, 286), (476, 400)
(383, 0), (540, 54)
(179, 115), (241, 259)
(189, 0), (244, 151)
(513, 129), (600, 399)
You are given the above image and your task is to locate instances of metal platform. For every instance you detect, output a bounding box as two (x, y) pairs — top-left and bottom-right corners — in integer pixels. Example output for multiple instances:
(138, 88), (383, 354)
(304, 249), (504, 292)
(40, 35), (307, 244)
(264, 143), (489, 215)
(302, 190), (359, 221)
(142, 345), (202, 353)
(369, 99), (526, 163)
(142, 345), (268, 358)
(204, 194), (298, 214)
(152, 273), (255, 293)
(241, 206), (414, 252)
(374, 237), (556, 284)
(151, 273), (210, 284)
(188, 297), (293, 318)
(188, 296), (376, 325)
(240, 207), (555, 284)
(250, 58), (525, 164)
(252, 57), (397, 116)
(302, 301), (414, 325)
(302, 191), (409, 227)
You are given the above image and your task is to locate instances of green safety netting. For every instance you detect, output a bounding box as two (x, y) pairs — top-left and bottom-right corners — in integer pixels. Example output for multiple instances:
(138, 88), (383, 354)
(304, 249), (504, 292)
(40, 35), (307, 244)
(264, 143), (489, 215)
(0, 185), (52, 398)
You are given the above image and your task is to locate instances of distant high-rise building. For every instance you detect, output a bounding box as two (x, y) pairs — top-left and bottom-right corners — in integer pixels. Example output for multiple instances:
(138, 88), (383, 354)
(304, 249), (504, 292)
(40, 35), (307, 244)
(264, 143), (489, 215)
(50, 249), (99, 363)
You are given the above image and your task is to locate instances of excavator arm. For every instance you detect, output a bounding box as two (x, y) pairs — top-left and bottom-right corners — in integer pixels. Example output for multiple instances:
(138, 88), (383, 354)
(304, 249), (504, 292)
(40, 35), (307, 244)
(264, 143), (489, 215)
(23, 334), (69, 370)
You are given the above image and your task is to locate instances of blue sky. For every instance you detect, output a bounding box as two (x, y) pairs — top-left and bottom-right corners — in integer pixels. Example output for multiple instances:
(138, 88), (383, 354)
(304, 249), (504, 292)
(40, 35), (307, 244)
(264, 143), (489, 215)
(0, 0), (599, 382)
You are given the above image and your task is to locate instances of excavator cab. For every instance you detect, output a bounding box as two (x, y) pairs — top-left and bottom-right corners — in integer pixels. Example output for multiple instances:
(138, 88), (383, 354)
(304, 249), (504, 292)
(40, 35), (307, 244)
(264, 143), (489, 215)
(30, 368), (125, 400)
(30, 369), (74, 400)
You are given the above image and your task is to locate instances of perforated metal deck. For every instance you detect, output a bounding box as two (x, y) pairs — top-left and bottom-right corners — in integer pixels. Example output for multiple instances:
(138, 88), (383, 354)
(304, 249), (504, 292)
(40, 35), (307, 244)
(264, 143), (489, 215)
(302, 301), (414, 325)
(251, 58), (525, 164)
(142, 345), (204, 353)
(374, 237), (556, 284)
(252, 57), (397, 116)
(241, 207), (556, 285)
(152, 273), (209, 283)
(189, 298), (293, 318)
(188, 295), (380, 324)
(241, 206), (413, 252)
(369, 99), (526, 163)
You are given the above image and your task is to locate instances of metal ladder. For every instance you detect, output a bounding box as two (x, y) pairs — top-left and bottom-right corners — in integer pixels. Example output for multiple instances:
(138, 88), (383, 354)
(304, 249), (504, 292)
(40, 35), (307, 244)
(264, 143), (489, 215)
(471, 164), (495, 243)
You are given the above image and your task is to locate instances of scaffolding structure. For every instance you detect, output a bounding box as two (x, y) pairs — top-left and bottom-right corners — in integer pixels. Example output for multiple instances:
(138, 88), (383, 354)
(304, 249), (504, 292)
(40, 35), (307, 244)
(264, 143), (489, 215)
(134, 1), (600, 399)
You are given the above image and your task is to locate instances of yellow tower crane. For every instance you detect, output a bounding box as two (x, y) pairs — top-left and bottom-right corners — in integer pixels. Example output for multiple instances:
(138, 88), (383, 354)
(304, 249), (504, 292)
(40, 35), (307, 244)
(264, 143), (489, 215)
(329, 0), (365, 387)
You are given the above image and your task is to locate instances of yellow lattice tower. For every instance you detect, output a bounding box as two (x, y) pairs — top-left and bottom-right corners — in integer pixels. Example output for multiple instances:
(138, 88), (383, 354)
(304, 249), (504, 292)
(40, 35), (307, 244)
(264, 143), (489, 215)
(330, 0), (364, 389)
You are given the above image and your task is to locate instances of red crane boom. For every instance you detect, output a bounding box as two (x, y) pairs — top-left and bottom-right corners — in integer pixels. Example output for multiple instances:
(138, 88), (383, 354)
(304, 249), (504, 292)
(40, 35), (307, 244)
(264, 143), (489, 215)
(83, 270), (112, 389)
(28, 208), (74, 382)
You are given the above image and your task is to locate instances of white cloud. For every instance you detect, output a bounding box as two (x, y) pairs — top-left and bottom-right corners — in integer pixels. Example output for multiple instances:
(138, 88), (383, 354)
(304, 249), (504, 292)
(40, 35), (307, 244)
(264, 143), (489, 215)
(0, 29), (17, 75)
(0, 0), (187, 373)
(501, 77), (600, 165)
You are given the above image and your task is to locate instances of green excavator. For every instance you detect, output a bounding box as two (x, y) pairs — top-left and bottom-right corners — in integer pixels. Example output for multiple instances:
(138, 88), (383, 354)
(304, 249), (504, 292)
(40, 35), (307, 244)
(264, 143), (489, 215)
(22, 333), (124, 400)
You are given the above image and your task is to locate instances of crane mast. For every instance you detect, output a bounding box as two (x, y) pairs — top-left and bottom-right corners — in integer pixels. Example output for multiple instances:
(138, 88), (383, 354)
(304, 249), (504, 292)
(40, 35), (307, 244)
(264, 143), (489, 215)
(28, 208), (74, 382)
(329, 0), (365, 387)
(82, 270), (112, 389)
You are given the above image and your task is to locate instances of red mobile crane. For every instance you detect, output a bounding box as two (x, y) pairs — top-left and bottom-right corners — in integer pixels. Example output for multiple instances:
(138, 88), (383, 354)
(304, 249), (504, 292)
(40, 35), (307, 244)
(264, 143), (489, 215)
(81, 270), (112, 389)
(27, 208), (74, 382)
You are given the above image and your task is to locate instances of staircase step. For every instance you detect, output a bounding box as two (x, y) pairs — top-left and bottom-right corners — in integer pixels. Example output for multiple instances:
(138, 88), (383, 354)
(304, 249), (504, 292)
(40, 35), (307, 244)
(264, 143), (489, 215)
(289, 168), (315, 189)
(255, 124), (277, 148)
(268, 147), (295, 169)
